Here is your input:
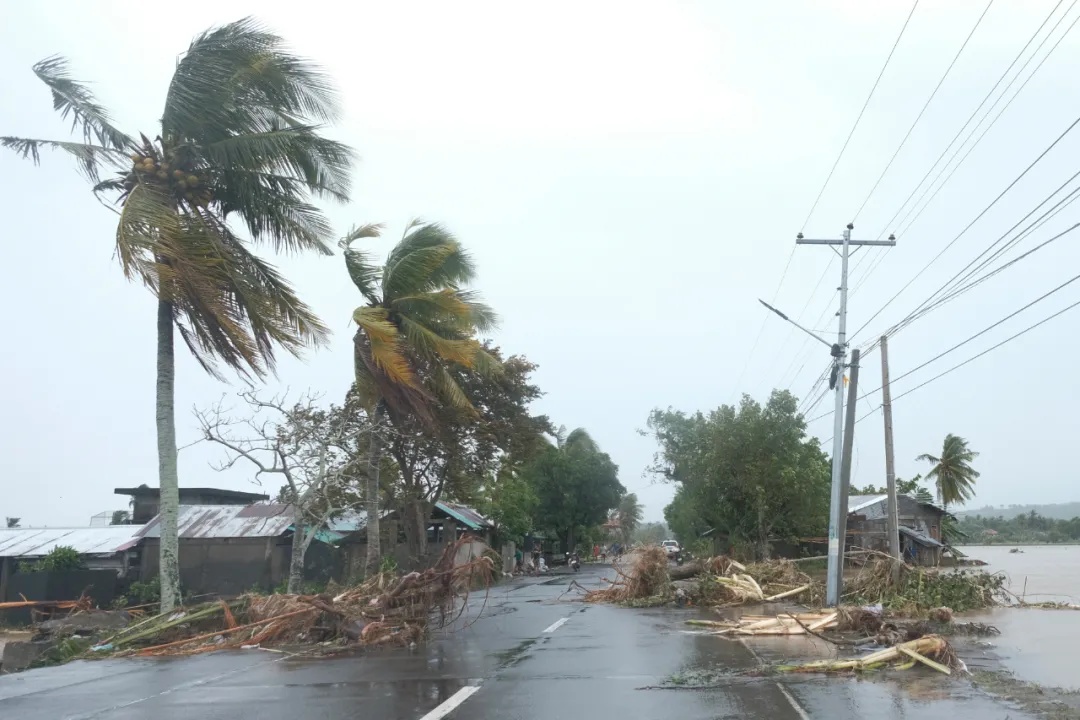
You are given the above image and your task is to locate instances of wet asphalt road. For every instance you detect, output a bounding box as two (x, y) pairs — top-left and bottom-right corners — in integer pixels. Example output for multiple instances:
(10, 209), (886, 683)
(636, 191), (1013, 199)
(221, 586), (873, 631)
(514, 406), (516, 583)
(0, 564), (1036, 719)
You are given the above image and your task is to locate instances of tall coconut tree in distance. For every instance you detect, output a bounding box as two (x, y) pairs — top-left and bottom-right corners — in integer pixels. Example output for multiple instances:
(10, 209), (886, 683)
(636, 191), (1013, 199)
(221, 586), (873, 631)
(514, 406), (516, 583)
(916, 434), (980, 509)
(341, 222), (499, 574)
(3, 19), (353, 610)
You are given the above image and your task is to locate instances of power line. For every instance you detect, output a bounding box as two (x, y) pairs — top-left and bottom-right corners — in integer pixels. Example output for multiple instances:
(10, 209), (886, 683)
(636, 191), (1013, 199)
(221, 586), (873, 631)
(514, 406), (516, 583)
(894, 0), (1080, 237)
(849, 111), (1080, 341)
(867, 172), (1080, 346)
(875, 0), (1071, 237)
(865, 296), (1080, 415)
(799, 0), (921, 232)
(856, 271), (1080, 403)
(851, 0), (996, 223)
(819, 294), (1080, 432)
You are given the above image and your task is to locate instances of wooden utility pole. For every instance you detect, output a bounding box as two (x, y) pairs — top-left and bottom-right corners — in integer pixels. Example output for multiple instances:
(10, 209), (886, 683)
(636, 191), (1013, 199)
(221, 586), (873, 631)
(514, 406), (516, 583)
(880, 335), (902, 578)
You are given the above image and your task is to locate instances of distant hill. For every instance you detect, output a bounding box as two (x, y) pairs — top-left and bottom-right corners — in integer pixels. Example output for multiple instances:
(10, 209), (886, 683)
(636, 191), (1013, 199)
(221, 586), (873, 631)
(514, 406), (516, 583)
(956, 502), (1080, 521)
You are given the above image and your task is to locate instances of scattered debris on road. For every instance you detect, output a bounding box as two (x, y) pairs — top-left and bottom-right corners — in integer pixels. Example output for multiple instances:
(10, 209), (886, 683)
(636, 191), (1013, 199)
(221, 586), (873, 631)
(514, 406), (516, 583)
(776, 634), (959, 675)
(97, 539), (494, 657)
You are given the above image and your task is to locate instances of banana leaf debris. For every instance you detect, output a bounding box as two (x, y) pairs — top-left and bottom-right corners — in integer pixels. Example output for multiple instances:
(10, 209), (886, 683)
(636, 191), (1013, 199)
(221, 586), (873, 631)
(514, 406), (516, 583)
(90, 539), (495, 658)
(583, 548), (820, 607)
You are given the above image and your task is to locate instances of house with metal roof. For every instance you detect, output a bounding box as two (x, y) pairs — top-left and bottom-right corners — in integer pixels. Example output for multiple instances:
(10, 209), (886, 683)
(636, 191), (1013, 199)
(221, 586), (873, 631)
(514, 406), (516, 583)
(135, 504), (342, 596)
(846, 494), (948, 566)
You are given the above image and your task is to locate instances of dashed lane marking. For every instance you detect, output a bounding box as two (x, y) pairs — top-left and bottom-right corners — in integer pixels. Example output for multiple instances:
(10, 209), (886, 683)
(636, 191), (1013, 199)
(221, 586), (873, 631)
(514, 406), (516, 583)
(542, 617), (569, 633)
(418, 685), (482, 720)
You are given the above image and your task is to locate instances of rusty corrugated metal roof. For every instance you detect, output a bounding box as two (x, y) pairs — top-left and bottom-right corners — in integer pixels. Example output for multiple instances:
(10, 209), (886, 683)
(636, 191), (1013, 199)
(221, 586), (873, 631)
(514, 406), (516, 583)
(0, 526), (142, 558)
(137, 504), (295, 539)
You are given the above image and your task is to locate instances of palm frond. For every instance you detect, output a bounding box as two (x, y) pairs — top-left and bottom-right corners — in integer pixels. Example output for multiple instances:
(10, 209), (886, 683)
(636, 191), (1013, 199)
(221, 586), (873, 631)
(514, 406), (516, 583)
(215, 174), (335, 255)
(201, 215), (331, 363)
(162, 17), (341, 144)
(432, 365), (475, 413)
(31, 56), (134, 151)
(114, 182), (184, 287)
(0, 136), (127, 182)
(340, 224), (384, 304)
(470, 343), (504, 378)
(390, 289), (497, 334)
(382, 222), (477, 298)
(398, 316), (477, 366)
(206, 125), (352, 202)
(352, 307), (416, 387)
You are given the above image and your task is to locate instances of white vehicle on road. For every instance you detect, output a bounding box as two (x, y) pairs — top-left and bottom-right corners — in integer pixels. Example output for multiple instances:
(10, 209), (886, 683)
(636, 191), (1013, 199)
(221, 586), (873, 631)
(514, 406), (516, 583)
(661, 540), (680, 557)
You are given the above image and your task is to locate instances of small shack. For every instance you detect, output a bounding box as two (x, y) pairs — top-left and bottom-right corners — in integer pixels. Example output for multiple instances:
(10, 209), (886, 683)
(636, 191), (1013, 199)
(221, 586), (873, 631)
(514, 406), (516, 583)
(847, 494), (948, 566)
(135, 504), (340, 595)
(0, 526), (141, 615)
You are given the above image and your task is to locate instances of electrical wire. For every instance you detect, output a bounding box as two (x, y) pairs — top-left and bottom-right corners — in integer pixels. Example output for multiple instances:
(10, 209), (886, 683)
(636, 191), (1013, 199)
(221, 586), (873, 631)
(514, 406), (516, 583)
(875, 0), (1070, 237)
(895, 0), (1080, 237)
(852, 0), (996, 224)
(856, 296), (1080, 422)
(854, 271), (1080, 405)
(849, 111), (1080, 341)
(799, 0), (921, 232)
(865, 173), (1080, 348)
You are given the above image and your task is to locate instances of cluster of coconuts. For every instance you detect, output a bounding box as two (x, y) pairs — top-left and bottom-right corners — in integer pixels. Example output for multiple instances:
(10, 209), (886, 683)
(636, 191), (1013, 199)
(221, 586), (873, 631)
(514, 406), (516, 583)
(129, 152), (213, 207)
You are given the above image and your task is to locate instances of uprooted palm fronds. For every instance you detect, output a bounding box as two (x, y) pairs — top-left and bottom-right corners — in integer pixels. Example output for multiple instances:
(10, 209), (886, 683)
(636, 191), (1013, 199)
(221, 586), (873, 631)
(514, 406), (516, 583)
(776, 634), (960, 675)
(688, 611), (839, 636)
(847, 557), (1007, 613)
(97, 538), (494, 657)
(585, 547), (670, 604)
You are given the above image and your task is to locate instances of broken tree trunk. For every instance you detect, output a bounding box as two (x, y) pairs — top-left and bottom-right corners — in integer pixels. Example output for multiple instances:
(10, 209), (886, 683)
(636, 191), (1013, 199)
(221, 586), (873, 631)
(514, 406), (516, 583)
(668, 561), (705, 581)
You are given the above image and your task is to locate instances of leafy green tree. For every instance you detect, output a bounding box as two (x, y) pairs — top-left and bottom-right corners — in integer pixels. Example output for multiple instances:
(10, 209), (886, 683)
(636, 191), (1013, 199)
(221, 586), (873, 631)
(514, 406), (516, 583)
(650, 391), (830, 559)
(383, 347), (551, 559)
(3, 19), (351, 610)
(525, 428), (625, 553)
(110, 510), (131, 526)
(5, 518), (20, 529)
(480, 470), (538, 540)
(25, 546), (85, 572)
(917, 434), (980, 509)
(615, 493), (644, 545)
(663, 485), (711, 546)
(343, 222), (499, 573)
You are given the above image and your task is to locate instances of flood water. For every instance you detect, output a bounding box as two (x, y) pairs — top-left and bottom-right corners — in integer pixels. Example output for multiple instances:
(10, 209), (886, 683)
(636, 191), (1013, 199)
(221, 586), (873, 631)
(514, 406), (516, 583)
(962, 544), (1080, 691)
(962, 544), (1080, 603)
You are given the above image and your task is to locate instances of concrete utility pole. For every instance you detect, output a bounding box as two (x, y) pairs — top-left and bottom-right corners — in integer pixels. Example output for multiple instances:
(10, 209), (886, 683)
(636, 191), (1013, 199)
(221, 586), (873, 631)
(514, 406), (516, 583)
(835, 348), (860, 606)
(880, 334), (902, 578)
(795, 224), (895, 607)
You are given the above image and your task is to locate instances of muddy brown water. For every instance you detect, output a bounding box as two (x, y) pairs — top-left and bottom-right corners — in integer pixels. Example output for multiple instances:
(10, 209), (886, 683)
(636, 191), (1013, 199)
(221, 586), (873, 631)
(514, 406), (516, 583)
(961, 544), (1080, 692)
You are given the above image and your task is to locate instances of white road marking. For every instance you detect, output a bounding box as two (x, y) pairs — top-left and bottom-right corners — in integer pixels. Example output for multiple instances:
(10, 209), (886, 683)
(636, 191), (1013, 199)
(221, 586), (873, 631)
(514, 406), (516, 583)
(775, 681), (812, 720)
(542, 617), (569, 633)
(418, 685), (482, 720)
(738, 637), (811, 720)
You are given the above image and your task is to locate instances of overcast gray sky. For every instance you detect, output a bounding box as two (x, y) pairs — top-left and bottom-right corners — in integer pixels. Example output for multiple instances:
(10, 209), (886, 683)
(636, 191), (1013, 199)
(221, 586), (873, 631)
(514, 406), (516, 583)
(3, 0), (1078, 527)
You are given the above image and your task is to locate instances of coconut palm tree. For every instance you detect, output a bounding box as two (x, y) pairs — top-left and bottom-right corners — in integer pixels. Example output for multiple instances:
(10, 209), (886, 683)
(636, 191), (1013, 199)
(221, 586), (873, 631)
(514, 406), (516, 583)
(3, 19), (352, 610)
(916, 434), (980, 509)
(341, 222), (499, 574)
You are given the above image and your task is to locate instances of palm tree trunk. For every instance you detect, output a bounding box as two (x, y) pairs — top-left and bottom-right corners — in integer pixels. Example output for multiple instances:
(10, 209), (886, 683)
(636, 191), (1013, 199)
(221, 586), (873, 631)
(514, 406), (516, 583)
(287, 513), (306, 594)
(156, 297), (182, 611)
(364, 400), (387, 576)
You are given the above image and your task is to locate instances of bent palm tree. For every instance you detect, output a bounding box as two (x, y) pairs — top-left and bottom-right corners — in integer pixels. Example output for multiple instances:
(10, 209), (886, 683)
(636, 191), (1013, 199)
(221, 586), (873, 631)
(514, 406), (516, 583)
(342, 222), (498, 573)
(3, 19), (352, 610)
(916, 434), (980, 509)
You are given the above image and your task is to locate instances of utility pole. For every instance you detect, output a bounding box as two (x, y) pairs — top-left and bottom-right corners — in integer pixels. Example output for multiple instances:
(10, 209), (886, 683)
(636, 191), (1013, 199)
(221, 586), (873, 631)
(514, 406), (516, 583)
(835, 348), (860, 605)
(795, 224), (895, 607)
(880, 334), (902, 579)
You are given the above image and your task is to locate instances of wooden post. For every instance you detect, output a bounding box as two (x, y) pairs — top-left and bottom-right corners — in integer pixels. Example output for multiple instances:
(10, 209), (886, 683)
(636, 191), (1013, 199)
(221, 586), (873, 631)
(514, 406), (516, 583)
(881, 335), (902, 579)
